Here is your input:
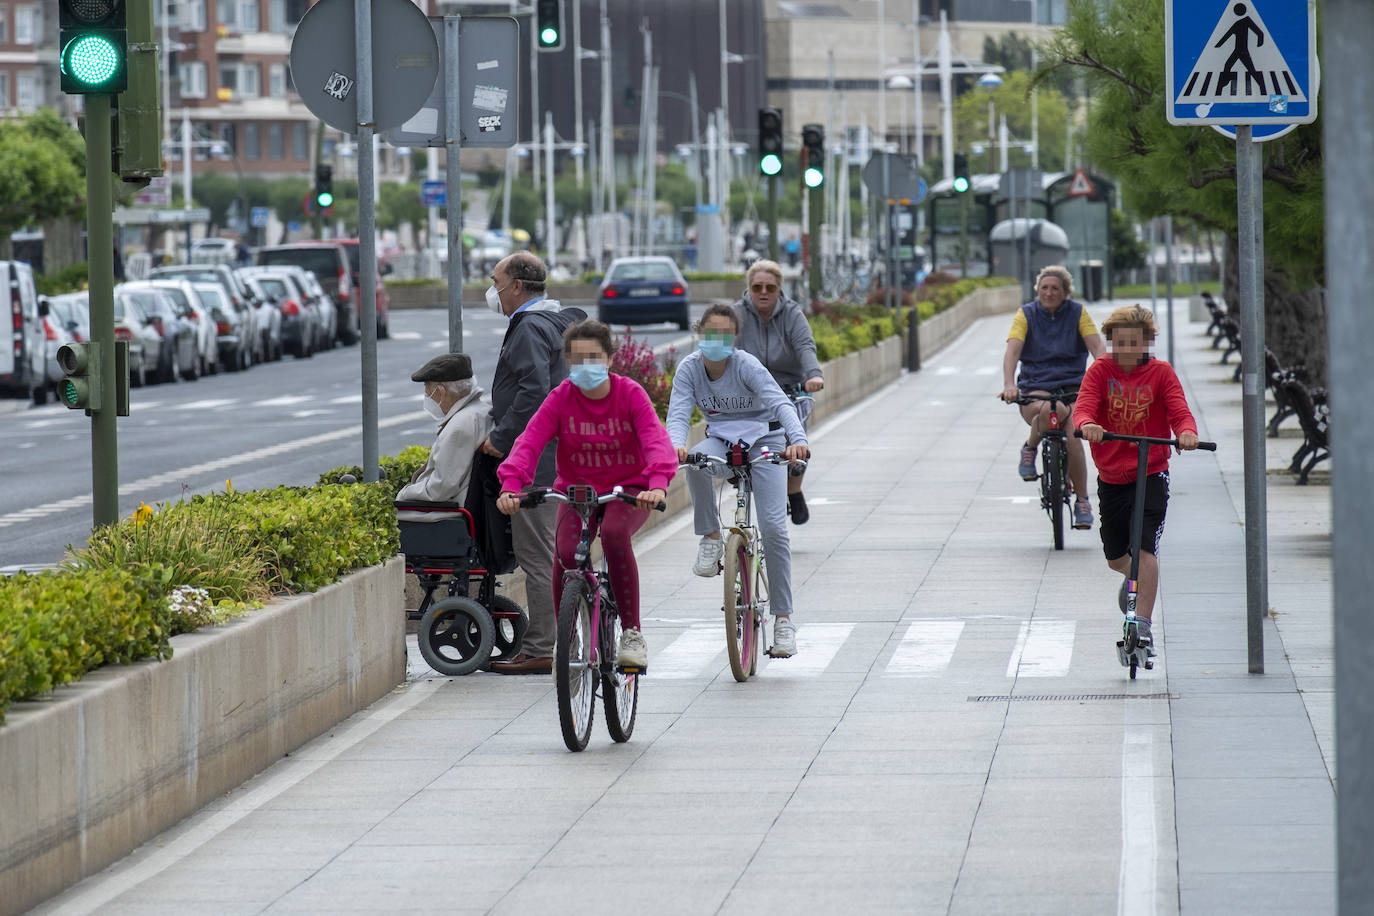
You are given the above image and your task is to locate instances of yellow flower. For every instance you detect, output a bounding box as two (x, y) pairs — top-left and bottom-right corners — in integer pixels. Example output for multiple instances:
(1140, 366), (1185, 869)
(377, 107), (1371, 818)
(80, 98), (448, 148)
(225, 479), (234, 493)
(133, 503), (154, 526)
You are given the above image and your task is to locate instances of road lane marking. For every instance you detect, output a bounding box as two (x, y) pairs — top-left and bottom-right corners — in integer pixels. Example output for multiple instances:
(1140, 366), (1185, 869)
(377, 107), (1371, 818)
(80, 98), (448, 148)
(652, 625), (723, 679)
(253, 395), (314, 407)
(1006, 618), (1076, 677)
(0, 410), (426, 528)
(758, 622), (854, 677)
(1118, 702), (1160, 916)
(172, 398), (238, 410)
(885, 620), (965, 677)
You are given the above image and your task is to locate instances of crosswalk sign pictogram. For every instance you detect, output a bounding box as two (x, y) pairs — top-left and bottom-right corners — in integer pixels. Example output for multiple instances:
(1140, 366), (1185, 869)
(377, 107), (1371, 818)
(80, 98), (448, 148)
(1166, 0), (1318, 126)
(1067, 168), (1095, 198)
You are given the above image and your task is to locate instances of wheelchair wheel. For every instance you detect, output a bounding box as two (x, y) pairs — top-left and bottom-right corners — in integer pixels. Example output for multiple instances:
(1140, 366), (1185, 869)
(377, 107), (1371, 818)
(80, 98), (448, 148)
(484, 595), (529, 669)
(418, 596), (495, 676)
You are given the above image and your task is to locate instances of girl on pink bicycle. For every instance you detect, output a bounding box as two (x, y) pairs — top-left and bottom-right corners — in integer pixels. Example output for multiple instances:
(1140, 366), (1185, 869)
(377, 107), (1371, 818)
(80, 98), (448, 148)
(496, 320), (678, 669)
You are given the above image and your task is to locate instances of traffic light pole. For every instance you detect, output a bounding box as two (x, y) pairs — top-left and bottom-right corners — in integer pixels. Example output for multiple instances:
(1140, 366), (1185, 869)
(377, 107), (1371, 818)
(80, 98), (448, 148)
(85, 93), (119, 528)
(767, 174), (778, 264)
(808, 182), (822, 303)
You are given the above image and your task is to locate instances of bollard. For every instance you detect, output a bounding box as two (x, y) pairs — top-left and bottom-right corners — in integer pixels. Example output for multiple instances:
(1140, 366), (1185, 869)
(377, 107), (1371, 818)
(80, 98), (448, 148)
(906, 306), (922, 372)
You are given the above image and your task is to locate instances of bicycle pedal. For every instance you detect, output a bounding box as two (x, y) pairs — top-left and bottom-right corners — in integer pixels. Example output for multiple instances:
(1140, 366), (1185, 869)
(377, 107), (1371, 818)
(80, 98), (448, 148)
(616, 664), (645, 675)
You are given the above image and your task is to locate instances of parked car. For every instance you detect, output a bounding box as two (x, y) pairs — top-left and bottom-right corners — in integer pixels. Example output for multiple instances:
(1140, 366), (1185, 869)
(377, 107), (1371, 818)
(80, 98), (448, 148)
(239, 267), (322, 359)
(190, 282), (250, 372)
(189, 238), (239, 265)
(147, 278), (220, 377)
(291, 267), (336, 349)
(45, 292), (89, 343)
(235, 272), (284, 362)
(118, 283), (197, 384)
(255, 242), (356, 345)
(0, 260), (48, 403)
(36, 296), (79, 404)
(112, 288), (161, 387)
(335, 239), (392, 339)
(597, 256), (691, 330)
(149, 264), (261, 366)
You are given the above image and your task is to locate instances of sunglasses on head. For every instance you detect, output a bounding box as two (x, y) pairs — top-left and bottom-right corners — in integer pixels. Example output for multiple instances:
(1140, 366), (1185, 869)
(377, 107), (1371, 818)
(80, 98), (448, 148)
(751, 283), (778, 293)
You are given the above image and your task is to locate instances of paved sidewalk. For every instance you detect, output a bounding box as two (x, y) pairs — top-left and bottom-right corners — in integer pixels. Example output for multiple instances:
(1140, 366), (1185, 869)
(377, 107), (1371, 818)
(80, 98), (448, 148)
(35, 301), (1334, 916)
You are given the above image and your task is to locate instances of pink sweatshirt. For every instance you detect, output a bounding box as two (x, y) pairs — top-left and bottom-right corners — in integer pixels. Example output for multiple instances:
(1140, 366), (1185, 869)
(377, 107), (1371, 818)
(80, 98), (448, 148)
(498, 374), (678, 495)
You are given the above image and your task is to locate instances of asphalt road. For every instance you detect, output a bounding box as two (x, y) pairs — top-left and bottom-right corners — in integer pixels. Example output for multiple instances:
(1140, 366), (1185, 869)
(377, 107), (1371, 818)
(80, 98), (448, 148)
(0, 304), (706, 569)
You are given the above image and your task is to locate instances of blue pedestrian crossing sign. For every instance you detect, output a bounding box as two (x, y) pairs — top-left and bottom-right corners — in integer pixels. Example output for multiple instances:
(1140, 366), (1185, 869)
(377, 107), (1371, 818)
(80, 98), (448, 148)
(1166, 0), (1318, 126)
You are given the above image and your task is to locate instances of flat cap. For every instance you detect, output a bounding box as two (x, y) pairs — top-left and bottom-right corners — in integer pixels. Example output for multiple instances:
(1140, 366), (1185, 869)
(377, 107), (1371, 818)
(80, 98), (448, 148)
(411, 352), (473, 382)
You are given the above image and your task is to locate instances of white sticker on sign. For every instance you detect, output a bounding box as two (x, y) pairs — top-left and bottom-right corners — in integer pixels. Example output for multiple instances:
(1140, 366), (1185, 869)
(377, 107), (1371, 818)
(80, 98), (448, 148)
(401, 107), (439, 134)
(476, 59), (499, 71)
(472, 85), (508, 113)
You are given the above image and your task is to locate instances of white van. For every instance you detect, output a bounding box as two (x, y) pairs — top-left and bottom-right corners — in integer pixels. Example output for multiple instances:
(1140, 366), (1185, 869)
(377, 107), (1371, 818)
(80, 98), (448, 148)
(0, 261), (46, 404)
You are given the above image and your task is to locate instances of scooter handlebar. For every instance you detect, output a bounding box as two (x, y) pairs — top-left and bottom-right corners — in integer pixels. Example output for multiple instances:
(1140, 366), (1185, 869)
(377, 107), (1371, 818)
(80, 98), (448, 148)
(1073, 429), (1217, 451)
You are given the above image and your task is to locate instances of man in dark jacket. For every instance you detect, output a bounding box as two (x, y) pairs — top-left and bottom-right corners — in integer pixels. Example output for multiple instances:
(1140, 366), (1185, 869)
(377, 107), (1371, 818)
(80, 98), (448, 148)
(482, 251), (585, 674)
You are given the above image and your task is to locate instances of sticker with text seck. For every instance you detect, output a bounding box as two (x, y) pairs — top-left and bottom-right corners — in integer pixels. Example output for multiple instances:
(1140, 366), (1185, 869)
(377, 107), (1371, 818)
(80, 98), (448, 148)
(1165, 0), (1318, 126)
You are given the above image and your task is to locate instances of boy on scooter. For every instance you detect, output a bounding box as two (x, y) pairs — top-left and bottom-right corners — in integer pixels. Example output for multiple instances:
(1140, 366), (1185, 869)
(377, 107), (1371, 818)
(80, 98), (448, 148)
(1073, 305), (1200, 652)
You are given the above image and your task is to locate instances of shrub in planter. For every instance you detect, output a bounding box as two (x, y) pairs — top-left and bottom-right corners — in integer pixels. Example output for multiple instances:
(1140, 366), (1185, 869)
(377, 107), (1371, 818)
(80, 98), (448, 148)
(317, 444), (430, 500)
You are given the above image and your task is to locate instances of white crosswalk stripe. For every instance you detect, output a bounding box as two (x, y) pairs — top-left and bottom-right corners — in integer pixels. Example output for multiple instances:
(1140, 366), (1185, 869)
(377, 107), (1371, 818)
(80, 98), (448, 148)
(758, 622), (854, 677)
(886, 620), (965, 677)
(651, 625), (722, 679)
(1006, 618), (1076, 678)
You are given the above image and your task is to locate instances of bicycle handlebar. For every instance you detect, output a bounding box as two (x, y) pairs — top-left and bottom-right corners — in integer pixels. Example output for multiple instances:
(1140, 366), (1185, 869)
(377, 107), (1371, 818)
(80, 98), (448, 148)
(1003, 390), (1079, 407)
(517, 486), (667, 512)
(1073, 429), (1218, 451)
(680, 449), (808, 472)
(781, 383), (815, 402)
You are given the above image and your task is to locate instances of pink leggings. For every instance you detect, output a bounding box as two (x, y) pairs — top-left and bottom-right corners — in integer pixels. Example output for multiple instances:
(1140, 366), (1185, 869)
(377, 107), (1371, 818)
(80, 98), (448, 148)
(553, 501), (650, 630)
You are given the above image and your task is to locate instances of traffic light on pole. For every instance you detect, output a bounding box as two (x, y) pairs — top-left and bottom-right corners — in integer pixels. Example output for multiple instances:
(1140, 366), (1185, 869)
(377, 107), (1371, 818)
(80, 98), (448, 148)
(758, 107), (783, 177)
(953, 152), (971, 193)
(801, 123), (824, 188)
(56, 343), (102, 411)
(314, 163), (334, 209)
(536, 0), (563, 51)
(59, 0), (128, 94)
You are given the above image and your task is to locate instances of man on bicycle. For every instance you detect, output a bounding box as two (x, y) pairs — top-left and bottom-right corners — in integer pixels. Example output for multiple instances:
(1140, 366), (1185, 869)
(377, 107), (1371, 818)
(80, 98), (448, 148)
(999, 265), (1106, 530)
(733, 258), (824, 525)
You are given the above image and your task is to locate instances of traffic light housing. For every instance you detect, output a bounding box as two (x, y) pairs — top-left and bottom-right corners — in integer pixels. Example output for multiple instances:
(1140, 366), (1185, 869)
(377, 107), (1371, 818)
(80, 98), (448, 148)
(57, 343), (102, 411)
(314, 163), (334, 209)
(801, 123), (824, 188)
(758, 107), (783, 177)
(59, 0), (128, 94)
(953, 152), (971, 193)
(114, 0), (163, 189)
(536, 0), (563, 51)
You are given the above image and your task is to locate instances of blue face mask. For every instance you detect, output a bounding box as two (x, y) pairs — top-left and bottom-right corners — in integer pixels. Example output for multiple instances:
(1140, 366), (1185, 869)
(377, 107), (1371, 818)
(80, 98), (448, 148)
(568, 363), (610, 390)
(699, 339), (734, 361)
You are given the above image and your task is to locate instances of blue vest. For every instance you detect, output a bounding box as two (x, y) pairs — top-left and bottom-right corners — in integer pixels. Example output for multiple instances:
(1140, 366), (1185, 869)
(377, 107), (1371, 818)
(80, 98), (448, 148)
(1017, 299), (1089, 391)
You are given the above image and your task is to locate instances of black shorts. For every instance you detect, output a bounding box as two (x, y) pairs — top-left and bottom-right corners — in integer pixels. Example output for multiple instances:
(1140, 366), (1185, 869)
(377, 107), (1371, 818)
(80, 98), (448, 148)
(1097, 472), (1170, 561)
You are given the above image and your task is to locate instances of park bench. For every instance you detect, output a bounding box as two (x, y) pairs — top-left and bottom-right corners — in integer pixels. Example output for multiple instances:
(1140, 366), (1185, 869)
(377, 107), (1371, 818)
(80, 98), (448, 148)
(1276, 372), (1329, 485)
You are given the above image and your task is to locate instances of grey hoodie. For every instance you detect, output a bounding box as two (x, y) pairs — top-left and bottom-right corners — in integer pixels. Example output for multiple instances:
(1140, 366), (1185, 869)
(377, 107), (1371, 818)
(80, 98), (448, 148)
(733, 293), (822, 389)
(488, 298), (586, 486)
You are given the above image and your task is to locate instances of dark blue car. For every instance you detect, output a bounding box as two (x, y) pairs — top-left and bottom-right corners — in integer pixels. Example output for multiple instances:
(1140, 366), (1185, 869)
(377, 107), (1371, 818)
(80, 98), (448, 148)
(597, 257), (691, 330)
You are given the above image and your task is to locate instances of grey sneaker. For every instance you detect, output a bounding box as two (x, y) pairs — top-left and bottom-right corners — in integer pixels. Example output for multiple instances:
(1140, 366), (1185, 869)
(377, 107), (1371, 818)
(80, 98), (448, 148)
(771, 616), (797, 658)
(1018, 444), (1037, 480)
(1118, 577), (1130, 614)
(1133, 618), (1156, 657)
(1072, 497), (1093, 529)
(616, 627), (648, 668)
(693, 536), (723, 577)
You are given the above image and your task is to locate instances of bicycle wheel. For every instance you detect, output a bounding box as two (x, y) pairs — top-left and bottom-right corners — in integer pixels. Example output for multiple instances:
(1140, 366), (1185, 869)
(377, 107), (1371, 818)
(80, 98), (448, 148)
(1043, 438), (1065, 550)
(555, 583), (596, 752)
(722, 532), (756, 682)
(417, 597), (495, 677)
(602, 605), (638, 743)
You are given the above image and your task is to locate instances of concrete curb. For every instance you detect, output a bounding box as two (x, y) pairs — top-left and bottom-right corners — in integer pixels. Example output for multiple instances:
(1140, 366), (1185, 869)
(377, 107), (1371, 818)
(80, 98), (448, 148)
(0, 559), (406, 916)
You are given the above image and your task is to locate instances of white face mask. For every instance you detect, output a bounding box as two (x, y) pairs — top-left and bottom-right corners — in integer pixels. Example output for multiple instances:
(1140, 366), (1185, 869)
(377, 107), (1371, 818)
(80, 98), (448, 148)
(485, 283), (507, 314)
(421, 392), (447, 421)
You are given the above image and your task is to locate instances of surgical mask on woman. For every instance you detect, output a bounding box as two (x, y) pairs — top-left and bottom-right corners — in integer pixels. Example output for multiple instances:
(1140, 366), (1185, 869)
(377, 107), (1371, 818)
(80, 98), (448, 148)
(698, 338), (734, 361)
(421, 392), (447, 420)
(568, 363), (610, 390)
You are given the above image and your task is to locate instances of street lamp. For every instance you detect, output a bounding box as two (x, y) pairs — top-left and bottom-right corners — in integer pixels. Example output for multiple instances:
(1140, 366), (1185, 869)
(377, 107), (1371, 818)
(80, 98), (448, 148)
(977, 72), (1004, 172)
(887, 75), (913, 154)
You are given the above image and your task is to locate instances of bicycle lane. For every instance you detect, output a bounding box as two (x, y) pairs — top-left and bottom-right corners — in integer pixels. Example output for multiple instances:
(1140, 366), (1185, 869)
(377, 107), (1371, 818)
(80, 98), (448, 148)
(33, 305), (1328, 916)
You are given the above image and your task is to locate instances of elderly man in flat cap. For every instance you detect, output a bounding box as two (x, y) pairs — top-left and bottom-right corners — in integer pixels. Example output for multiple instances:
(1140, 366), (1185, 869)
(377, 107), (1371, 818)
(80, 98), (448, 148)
(396, 352), (490, 517)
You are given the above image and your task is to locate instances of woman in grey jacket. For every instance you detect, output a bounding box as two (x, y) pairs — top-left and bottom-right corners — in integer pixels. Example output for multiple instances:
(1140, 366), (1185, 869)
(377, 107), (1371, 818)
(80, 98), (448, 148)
(733, 259), (824, 524)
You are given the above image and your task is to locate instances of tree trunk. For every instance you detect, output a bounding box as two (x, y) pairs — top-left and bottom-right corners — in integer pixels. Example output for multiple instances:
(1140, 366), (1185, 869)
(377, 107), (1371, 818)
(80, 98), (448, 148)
(40, 217), (85, 275)
(1222, 235), (1328, 388)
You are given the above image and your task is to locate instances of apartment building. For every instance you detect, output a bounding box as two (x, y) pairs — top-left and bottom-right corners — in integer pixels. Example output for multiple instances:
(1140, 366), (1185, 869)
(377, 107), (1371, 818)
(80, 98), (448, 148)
(0, 2), (56, 116)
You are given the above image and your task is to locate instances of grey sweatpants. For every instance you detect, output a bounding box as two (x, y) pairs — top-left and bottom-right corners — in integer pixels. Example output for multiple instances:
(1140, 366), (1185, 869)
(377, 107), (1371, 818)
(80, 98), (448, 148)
(686, 433), (795, 618)
(512, 499), (558, 657)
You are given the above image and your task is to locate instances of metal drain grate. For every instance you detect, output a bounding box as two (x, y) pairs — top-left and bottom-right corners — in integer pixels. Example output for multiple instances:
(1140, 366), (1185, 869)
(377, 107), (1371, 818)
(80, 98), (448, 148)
(968, 693), (1178, 702)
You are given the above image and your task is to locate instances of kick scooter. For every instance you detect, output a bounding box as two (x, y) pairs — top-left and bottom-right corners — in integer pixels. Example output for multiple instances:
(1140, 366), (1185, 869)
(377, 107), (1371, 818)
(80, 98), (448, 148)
(1075, 429), (1217, 679)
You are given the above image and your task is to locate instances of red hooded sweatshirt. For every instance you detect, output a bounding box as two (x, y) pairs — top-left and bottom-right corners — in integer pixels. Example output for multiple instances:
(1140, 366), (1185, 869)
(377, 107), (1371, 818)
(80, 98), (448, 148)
(1072, 356), (1198, 485)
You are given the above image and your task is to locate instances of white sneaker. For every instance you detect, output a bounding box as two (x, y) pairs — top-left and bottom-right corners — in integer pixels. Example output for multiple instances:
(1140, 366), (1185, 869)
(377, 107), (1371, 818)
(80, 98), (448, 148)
(693, 535), (723, 577)
(772, 616), (797, 658)
(617, 627), (648, 668)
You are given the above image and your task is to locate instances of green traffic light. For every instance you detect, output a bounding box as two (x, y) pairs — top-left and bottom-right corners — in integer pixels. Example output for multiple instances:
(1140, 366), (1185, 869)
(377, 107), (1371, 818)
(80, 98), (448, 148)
(540, 27), (559, 45)
(953, 176), (970, 193)
(316, 192), (334, 208)
(760, 153), (782, 176)
(61, 379), (83, 408)
(62, 33), (121, 87)
(803, 167), (824, 188)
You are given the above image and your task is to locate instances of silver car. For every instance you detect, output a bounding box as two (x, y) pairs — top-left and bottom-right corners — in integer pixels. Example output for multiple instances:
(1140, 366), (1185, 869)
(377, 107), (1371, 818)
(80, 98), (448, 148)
(37, 295), (80, 404)
(112, 289), (161, 387)
(149, 278), (220, 376)
(191, 282), (251, 372)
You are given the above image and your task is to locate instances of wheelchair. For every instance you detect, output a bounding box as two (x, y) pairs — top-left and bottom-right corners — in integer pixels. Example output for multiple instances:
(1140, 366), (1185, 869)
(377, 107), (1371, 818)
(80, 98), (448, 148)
(396, 500), (529, 676)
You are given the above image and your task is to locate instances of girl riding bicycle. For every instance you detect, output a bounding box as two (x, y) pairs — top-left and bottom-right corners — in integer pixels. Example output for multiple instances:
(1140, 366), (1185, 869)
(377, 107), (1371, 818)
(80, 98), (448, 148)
(1073, 305), (1199, 651)
(496, 320), (678, 669)
(666, 303), (811, 657)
